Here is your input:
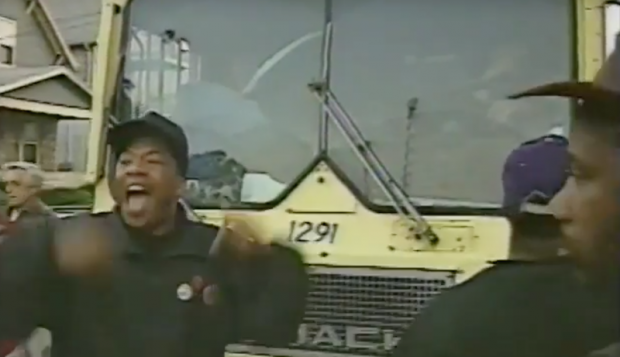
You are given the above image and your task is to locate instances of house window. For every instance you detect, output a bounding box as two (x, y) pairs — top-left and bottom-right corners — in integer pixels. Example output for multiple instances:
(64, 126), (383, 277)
(11, 142), (20, 161)
(20, 143), (39, 164)
(0, 44), (13, 65)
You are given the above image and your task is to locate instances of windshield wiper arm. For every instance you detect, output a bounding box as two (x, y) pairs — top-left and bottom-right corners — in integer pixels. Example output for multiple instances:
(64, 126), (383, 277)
(308, 81), (439, 245)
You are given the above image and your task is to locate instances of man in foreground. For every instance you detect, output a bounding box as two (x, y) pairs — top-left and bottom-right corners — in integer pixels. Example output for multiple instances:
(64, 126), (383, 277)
(392, 37), (620, 357)
(511, 34), (620, 356)
(0, 112), (309, 357)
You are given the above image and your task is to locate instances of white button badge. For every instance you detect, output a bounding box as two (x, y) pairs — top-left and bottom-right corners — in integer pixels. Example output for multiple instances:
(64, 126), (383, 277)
(176, 283), (194, 301)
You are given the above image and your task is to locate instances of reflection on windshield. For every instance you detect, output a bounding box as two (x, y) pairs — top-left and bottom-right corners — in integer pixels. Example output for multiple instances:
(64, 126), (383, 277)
(125, 0), (321, 207)
(123, 0), (572, 208)
(327, 0), (572, 204)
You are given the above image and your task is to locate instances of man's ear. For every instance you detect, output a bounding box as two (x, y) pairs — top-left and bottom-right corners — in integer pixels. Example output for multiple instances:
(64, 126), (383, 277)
(175, 176), (186, 197)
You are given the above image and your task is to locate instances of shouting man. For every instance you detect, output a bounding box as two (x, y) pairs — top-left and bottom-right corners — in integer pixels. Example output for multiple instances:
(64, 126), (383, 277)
(0, 112), (309, 357)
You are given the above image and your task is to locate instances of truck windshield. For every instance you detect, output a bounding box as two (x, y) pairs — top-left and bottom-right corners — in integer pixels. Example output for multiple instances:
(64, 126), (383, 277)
(122, 0), (573, 209)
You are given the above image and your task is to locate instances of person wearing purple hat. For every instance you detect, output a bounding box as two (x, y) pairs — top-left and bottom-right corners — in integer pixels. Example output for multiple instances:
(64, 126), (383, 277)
(501, 134), (569, 260)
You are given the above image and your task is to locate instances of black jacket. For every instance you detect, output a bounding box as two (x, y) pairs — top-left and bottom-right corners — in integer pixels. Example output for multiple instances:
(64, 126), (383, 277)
(392, 260), (619, 357)
(0, 201), (57, 241)
(0, 211), (308, 357)
(4, 201), (57, 225)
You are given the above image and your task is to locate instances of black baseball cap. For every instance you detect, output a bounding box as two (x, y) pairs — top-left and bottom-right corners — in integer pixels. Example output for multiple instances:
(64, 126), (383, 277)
(508, 34), (620, 112)
(107, 111), (189, 175)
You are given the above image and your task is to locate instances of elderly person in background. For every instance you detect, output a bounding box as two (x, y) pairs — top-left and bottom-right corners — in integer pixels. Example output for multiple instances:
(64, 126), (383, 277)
(0, 162), (55, 226)
(0, 163), (55, 357)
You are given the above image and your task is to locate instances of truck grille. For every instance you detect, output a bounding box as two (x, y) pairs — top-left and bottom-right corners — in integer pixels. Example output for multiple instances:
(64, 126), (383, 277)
(231, 267), (455, 357)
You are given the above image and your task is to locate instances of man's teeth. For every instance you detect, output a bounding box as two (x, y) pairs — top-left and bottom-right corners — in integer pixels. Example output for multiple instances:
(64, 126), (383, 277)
(127, 185), (146, 193)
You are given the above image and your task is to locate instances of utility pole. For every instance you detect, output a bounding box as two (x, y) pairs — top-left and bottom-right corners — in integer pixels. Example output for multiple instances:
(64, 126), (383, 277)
(401, 97), (418, 195)
(362, 140), (372, 197)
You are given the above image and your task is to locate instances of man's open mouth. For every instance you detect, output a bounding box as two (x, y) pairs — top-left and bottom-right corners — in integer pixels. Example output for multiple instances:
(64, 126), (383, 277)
(125, 184), (151, 214)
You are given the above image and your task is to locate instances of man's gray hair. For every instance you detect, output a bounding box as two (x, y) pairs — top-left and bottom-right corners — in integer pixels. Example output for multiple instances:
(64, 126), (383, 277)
(1, 161), (45, 188)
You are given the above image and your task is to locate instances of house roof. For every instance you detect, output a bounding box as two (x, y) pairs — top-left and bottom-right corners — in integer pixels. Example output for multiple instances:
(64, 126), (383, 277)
(0, 67), (57, 87)
(0, 66), (91, 96)
(0, 168), (90, 190)
(45, 0), (102, 45)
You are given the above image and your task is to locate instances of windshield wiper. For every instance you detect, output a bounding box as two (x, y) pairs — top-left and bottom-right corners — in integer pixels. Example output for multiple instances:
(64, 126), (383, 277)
(308, 82), (439, 245)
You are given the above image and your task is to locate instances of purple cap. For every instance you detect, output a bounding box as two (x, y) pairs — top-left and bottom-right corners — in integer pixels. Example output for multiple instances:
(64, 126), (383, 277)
(502, 135), (569, 215)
